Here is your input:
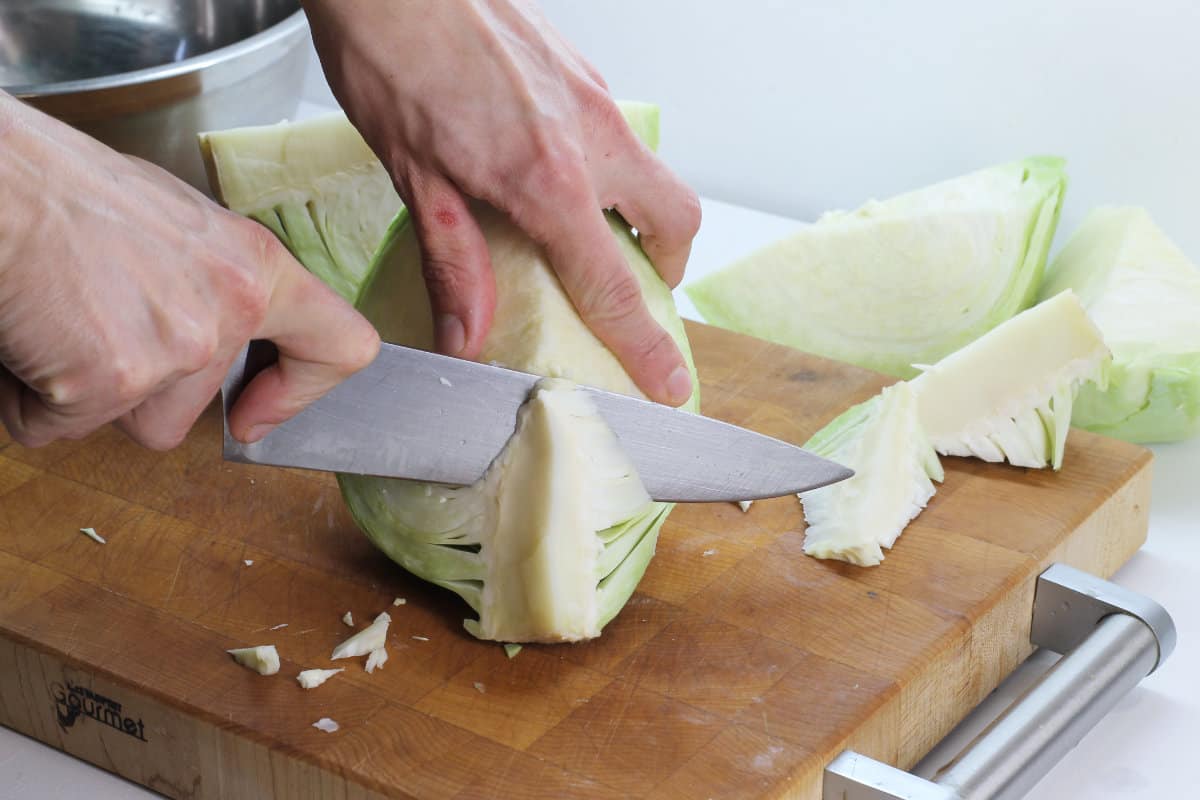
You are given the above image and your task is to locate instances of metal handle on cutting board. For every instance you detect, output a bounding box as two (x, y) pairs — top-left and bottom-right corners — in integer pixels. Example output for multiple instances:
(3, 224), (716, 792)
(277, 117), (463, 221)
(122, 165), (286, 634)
(823, 563), (1177, 800)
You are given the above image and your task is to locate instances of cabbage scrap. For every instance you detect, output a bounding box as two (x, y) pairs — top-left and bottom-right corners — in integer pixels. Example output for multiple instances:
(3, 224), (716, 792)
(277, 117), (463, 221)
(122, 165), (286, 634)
(297, 668), (343, 689)
(227, 645), (280, 676)
(331, 612), (390, 660)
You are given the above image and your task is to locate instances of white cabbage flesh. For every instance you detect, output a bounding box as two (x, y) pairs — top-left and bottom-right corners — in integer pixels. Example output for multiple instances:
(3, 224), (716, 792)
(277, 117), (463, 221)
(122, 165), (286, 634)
(437, 379), (654, 642)
(1039, 207), (1200, 443)
(800, 382), (942, 567)
(686, 158), (1067, 378)
(364, 647), (389, 674)
(331, 611), (391, 660)
(226, 645), (280, 676)
(297, 668), (343, 689)
(911, 290), (1110, 469)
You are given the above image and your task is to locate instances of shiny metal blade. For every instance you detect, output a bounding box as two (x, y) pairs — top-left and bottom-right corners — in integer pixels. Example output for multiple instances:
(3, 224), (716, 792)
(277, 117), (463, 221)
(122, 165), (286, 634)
(221, 341), (852, 502)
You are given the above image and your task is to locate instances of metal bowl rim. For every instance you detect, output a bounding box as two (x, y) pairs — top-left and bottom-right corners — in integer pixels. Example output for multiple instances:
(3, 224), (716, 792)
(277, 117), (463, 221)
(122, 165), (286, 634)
(4, 7), (309, 97)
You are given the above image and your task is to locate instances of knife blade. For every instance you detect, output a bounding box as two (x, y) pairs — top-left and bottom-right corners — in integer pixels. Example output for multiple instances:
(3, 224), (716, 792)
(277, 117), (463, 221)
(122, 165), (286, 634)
(220, 341), (852, 503)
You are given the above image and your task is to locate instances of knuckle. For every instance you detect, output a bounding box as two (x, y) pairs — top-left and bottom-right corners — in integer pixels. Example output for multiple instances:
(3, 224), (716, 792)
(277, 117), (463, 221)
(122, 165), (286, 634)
(581, 269), (644, 325)
(586, 68), (610, 93)
(130, 424), (188, 452)
(149, 427), (189, 451)
(414, 215), (480, 285)
(343, 324), (381, 375)
(636, 325), (676, 364)
(677, 188), (703, 238)
(40, 373), (88, 410)
(235, 222), (282, 307)
(526, 138), (587, 203)
(119, 409), (190, 451)
(577, 84), (619, 121)
(171, 320), (218, 375)
(420, 254), (471, 297)
(223, 274), (271, 334)
(108, 357), (157, 404)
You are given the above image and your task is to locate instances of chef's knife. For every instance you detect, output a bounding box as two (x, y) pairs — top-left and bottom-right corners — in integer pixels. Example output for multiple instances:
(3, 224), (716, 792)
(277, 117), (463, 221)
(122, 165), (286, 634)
(220, 341), (852, 503)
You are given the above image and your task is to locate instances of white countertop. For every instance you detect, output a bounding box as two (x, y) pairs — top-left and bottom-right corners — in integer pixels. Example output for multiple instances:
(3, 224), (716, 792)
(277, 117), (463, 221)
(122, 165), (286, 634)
(1, 193), (1195, 799)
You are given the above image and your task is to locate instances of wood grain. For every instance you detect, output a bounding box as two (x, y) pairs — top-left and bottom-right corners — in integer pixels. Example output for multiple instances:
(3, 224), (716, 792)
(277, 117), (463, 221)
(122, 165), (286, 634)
(0, 321), (1152, 799)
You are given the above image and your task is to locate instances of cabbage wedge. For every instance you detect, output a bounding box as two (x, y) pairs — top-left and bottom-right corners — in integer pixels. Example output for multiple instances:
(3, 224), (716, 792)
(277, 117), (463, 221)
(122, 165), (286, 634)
(911, 290), (1110, 469)
(686, 158), (1067, 378)
(800, 383), (942, 567)
(1039, 207), (1200, 443)
(800, 290), (1109, 566)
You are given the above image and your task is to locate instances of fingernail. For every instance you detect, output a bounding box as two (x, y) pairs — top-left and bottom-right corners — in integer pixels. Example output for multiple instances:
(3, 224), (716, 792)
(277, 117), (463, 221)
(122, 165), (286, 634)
(665, 365), (693, 405)
(436, 314), (466, 357)
(243, 423), (275, 444)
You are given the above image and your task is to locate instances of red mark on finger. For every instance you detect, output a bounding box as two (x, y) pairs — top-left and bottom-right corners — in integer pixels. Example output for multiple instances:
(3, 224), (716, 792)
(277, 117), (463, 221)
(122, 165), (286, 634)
(434, 207), (458, 228)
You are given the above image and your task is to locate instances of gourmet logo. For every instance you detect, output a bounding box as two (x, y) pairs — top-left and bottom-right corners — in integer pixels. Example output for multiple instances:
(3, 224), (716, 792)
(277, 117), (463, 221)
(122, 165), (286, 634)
(50, 681), (147, 742)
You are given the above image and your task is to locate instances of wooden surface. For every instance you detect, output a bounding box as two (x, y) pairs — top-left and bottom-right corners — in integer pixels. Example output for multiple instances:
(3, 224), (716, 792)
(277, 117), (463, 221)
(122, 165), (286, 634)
(0, 321), (1152, 800)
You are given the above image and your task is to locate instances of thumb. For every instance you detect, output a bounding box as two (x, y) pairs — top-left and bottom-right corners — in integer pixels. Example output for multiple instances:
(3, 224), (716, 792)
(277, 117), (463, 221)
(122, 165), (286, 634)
(406, 171), (496, 360)
(227, 258), (380, 444)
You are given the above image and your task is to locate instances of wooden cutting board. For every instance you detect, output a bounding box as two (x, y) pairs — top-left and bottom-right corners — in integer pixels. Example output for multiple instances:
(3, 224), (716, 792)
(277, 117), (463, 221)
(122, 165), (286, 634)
(0, 321), (1151, 800)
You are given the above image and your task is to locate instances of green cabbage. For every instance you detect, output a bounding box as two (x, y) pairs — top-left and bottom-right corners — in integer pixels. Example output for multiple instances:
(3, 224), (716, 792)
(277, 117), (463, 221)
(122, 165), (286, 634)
(200, 104), (699, 642)
(1038, 207), (1200, 443)
(686, 157), (1067, 378)
(341, 207), (697, 641)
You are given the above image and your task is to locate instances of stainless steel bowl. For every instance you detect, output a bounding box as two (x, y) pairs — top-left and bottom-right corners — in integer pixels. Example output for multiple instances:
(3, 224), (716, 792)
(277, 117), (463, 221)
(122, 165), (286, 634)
(1, 1), (310, 190)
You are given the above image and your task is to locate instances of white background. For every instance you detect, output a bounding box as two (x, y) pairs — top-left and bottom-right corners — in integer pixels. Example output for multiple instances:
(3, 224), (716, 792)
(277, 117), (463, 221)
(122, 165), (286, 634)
(4, 2), (1199, 797)
(538, 0), (1200, 259)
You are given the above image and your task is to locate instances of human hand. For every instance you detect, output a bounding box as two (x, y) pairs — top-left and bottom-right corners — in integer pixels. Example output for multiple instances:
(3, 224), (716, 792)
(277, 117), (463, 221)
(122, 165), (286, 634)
(0, 93), (380, 449)
(302, 0), (700, 406)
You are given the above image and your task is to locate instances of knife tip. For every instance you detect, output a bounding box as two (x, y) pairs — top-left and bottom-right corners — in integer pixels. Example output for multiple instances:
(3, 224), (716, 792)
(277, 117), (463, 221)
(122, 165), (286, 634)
(804, 464), (855, 494)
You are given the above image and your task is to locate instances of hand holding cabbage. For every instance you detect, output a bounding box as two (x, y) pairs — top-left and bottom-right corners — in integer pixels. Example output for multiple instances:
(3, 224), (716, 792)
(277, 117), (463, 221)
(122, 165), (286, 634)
(300, 0), (701, 406)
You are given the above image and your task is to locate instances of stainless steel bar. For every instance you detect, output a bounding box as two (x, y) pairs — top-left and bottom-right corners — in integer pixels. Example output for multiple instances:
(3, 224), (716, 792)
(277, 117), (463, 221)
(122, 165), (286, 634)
(823, 563), (1176, 800)
(932, 613), (1158, 799)
(825, 751), (956, 800)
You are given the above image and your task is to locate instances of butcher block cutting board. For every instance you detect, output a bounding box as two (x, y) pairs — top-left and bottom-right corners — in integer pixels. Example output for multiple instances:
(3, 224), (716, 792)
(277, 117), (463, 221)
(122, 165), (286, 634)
(0, 321), (1151, 800)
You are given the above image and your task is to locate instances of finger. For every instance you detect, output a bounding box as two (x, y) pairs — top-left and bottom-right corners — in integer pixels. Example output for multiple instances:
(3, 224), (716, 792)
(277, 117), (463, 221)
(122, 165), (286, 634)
(507, 166), (693, 407)
(0, 363), (143, 448)
(227, 262), (380, 444)
(114, 351), (236, 451)
(0, 366), (48, 447)
(600, 148), (702, 289)
(406, 170), (496, 360)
